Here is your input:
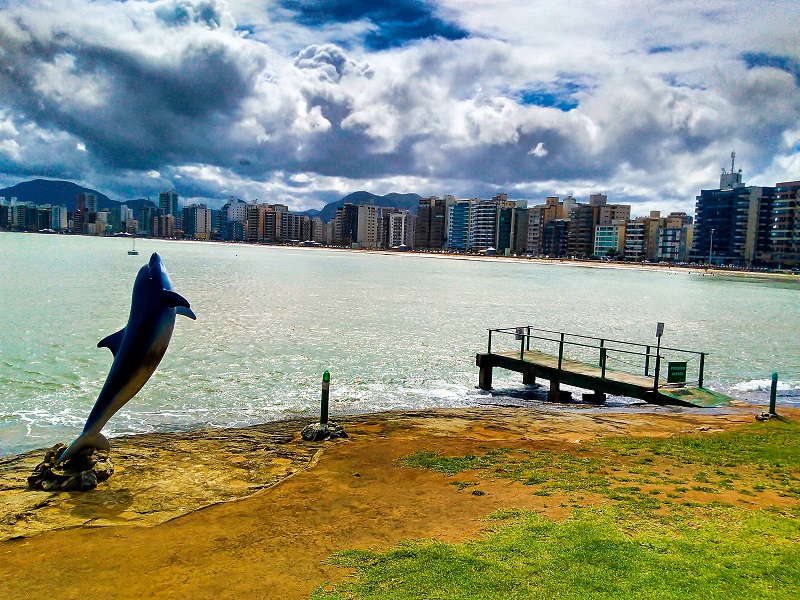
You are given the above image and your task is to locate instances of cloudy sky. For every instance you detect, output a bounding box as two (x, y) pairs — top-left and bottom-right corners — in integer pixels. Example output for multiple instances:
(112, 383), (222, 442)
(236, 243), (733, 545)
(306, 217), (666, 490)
(0, 0), (798, 214)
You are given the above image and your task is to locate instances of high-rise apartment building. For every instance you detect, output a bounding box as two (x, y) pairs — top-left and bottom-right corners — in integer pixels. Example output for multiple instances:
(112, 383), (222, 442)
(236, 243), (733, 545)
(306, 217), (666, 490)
(357, 204), (380, 248)
(152, 214), (175, 238)
(159, 190), (180, 230)
(769, 181), (800, 267)
(594, 221), (626, 256)
(50, 205), (68, 231)
(469, 198), (500, 250)
(542, 220), (569, 257)
(182, 204), (213, 240)
(335, 203), (358, 245)
(387, 210), (413, 248)
(446, 200), (471, 252)
(245, 203), (263, 242)
(76, 193), (97, 214)
(414, 197), (447, 250)
(526, 197), (561, 255)
(692, 160), (777, 267)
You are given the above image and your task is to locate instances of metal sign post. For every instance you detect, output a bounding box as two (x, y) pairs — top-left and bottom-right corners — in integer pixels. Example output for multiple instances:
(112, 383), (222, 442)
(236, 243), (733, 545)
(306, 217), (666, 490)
(653, 322), (664, 392)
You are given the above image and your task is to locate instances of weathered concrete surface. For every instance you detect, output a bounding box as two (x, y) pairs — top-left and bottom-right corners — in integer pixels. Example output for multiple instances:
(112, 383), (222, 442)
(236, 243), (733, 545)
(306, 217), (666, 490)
(0, 419), (320, 541)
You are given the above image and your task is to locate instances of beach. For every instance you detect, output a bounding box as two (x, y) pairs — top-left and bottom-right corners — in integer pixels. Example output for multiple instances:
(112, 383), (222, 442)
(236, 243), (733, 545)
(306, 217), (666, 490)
(2, 405), (795, 599)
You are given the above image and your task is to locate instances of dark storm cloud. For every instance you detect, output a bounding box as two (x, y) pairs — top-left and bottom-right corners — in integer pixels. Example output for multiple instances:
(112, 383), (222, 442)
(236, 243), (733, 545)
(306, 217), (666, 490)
(280, 0), (469, 49)
(1, 1), (799, 213)
(0, 16), (263, 170)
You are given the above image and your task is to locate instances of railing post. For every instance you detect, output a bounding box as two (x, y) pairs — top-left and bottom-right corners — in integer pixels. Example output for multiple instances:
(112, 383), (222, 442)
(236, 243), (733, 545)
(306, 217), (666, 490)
(653, 336), (662, 392)
(558, 333), (564, 370)
(488, 329), (492, 354)
(520, 335), (525, 360)
(526, 326), (531, 351)
(644, 345), (651, 376)
(698, 352), (705, 388)
(599, 339), (605, 367)
(600, 347), (607, 378)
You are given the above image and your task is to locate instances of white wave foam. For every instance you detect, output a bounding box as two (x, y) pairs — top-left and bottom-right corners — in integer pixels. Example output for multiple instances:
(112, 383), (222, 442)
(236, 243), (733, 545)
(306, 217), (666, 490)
(732, 378), (800, 393)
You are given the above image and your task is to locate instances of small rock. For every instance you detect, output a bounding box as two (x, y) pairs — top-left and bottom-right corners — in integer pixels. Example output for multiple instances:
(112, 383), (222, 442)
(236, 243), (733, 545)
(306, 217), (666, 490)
(41, 478), (61, 492)
(78, 470), (98, 492)
(59, 476), (78, 491)
(301, 422), (348, 442)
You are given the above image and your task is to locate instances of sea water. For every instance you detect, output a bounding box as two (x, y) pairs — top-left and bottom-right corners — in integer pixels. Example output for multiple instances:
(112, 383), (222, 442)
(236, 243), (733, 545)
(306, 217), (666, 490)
(1, 232), (798, 456)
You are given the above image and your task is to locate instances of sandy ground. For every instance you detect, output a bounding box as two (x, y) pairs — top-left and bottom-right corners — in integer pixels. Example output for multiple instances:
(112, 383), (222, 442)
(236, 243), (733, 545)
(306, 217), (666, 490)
(0, 405), (792, 600)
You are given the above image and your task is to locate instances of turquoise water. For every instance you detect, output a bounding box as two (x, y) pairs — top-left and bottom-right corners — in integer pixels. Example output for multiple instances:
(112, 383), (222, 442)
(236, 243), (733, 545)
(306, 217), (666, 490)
(1, 232), (799, 455)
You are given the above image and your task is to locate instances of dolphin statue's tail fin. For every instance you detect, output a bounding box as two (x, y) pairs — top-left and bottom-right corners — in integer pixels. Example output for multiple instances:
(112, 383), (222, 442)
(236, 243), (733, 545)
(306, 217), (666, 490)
(57, 431), (111, 465)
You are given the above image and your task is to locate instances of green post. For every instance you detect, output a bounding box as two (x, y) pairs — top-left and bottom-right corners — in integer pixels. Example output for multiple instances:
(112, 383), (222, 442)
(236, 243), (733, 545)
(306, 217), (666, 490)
(769, 372), (778, 416)
(321, 370), (330, 426)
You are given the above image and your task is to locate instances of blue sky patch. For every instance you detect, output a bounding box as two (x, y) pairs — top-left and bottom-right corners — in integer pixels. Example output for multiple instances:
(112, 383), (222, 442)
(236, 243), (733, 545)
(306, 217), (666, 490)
(280, 0), (469, 50)
(516, 81), (583, 111)
(742, 52), (800, 85)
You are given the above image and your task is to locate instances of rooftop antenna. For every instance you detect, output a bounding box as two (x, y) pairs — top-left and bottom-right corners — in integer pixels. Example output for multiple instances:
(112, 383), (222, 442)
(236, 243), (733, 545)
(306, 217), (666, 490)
(731, 150), (736, 174)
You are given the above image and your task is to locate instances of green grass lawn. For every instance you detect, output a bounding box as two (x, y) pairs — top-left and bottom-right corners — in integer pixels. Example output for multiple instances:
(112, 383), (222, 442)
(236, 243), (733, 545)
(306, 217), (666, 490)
(311, 419), (800, 599)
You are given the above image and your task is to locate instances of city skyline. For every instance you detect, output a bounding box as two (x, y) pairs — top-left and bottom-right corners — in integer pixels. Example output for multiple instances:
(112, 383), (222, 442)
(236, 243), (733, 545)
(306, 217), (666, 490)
(5, 164), (797, 268)
(0, 1), (798, 215)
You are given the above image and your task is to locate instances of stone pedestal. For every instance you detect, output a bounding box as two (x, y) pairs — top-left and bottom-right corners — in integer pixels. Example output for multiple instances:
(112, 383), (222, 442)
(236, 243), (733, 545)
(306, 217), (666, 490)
(27, 443), (114, 492)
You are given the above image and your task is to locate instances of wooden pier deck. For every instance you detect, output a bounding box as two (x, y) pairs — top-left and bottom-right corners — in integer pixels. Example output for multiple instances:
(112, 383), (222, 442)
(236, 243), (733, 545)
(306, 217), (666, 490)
(477, 327), (735, 407)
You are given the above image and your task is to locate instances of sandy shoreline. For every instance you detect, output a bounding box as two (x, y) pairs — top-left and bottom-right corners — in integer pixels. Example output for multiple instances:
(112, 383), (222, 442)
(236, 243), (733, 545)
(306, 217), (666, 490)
(91, 235), (800, 283)
(1, 404), (793, 599)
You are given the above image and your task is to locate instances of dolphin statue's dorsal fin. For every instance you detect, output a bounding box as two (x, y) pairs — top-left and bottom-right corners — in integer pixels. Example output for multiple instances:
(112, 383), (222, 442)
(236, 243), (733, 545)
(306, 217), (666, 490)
(97, 329), (126, 357)
(176, 306), (197, 320)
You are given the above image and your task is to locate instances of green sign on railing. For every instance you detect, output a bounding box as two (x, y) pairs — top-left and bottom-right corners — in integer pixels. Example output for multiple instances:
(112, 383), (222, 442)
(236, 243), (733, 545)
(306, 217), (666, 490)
(667, 361), (687, 383)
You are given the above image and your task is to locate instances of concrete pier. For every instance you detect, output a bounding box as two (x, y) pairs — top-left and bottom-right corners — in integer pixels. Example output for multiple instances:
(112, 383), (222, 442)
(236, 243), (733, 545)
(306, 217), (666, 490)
(476, 326), (733, 408)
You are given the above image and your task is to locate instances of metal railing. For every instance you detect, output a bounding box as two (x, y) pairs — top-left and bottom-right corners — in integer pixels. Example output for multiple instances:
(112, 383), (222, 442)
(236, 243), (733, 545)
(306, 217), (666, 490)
(487, 326), (706, 389)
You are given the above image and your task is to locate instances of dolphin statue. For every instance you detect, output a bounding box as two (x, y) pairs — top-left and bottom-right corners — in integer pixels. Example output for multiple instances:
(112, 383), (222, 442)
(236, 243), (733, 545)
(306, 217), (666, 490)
(58, 252), (196, 464)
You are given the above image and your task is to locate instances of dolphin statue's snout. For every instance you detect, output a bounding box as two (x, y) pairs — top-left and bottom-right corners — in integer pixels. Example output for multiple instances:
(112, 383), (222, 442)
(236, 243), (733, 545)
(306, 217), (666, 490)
(57, 254), (196, 464)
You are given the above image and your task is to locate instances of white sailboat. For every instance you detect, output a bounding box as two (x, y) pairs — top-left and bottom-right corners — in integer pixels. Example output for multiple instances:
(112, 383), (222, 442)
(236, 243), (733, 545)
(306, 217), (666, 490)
(128, 235), (139, 255)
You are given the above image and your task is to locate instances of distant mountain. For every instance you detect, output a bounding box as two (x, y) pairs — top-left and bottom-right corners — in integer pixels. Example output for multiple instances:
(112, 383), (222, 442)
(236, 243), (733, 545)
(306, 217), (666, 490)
(299, 191), (423, 222)
(2, 178), (422, 220)
(0, 179), (118, 213)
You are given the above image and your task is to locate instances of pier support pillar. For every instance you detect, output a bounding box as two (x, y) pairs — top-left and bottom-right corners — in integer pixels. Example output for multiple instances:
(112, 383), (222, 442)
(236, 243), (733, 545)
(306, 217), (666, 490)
(479, 366), (493, 390)
(476, 353), (495, 391)
(548, 380), (561, 402)
(523, 371), (536, 385)
(583, 392), (606, 404)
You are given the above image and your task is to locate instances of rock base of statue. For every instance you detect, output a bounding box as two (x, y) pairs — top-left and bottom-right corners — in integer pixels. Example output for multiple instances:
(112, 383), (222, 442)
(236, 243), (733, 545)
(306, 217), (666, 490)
(27, 443), (115, 492)
(301, 422), (348, 442)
